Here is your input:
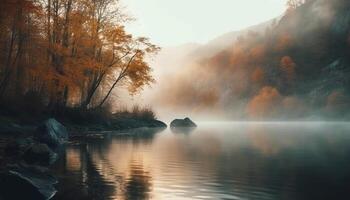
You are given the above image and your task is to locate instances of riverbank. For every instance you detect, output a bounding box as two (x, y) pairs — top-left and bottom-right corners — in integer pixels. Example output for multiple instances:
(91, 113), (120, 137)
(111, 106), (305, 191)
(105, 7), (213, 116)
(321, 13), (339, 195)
(0, 108), (167, 132)
(0, 114), (167, 166)
(0, 115), (167, 200)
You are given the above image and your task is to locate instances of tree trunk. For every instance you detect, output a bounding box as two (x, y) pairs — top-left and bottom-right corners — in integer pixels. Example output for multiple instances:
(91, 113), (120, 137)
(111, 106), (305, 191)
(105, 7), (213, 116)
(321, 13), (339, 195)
(96, 52), (138, 108)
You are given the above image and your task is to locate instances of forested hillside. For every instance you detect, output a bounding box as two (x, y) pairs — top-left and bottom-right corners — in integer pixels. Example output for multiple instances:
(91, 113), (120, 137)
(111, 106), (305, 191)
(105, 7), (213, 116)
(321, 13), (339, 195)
(154, 0), (350, 120)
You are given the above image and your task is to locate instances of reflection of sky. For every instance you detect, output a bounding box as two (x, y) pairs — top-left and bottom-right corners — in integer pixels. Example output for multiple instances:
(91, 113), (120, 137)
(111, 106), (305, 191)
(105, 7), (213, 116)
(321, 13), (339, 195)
(60, 122), (350, 200)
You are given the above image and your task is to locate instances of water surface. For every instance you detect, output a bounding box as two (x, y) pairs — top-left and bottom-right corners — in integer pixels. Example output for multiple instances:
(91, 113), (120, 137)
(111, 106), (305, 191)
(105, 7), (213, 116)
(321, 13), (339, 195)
(52, 122), (350, 200)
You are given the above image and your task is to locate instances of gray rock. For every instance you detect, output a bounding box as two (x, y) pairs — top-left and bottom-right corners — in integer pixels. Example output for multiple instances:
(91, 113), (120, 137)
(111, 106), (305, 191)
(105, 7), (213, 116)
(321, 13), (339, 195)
(0, 168), (57, 200)
(23, 143), (58, 166)
(36, 119), (68, 147)
(170, 117), (197, 128)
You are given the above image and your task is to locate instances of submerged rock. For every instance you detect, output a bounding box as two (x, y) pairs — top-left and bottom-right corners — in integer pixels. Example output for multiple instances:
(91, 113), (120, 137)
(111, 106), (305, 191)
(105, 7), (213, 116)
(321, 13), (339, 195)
(5, 138), (34, 157)
(0, 168), (57, 200)
(0, 119), (67, 200)
(23, 143), (58, 166)
(35, 119), (68, 147)
(170, 118), (197, 128)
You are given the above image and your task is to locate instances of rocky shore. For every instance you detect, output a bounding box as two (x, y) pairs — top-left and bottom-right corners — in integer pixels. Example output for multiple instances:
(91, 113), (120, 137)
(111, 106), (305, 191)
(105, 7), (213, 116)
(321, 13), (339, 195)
(0, 117), (167, 200)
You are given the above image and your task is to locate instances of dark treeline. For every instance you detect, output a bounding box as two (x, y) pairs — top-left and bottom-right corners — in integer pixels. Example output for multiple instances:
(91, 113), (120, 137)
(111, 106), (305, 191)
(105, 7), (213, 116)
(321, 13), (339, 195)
(0, 0), (159, 119)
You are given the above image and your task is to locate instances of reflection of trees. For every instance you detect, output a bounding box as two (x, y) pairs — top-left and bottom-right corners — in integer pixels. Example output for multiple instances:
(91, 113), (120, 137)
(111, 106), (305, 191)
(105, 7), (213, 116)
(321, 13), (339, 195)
(53, 144), (117, 200)
(54, 128), (163, 200)
(124, 161), (152, 200)
(80, 144), (116, 200)
(123, 128), (165, 141)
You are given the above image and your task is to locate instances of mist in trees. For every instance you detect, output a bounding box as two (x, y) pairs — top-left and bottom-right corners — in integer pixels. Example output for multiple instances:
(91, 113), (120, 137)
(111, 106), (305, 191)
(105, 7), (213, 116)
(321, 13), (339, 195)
(2, 0), (350, 121)
(0, 0), (159, 115)
(149, 0), (350, 120)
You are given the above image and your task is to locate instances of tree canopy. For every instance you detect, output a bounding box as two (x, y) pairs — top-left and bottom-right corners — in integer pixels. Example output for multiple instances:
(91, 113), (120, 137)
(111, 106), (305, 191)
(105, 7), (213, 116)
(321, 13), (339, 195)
(0, 0), (159, 112)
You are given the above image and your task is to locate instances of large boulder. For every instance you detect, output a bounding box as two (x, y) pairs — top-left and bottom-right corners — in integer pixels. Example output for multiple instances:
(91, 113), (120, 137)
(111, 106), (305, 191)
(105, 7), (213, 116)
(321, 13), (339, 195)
(148, 119), (167, 128)
(0, 168), (57, 200)
(170, 117), (197, 128)
(23, 143), (58, 166)
(35, 119), (68, 147)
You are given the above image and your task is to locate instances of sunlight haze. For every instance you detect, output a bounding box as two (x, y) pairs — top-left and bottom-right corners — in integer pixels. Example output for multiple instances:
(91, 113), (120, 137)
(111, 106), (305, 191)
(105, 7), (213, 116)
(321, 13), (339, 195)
(124, 0), (287, 46)
(1, 0), (350, 199)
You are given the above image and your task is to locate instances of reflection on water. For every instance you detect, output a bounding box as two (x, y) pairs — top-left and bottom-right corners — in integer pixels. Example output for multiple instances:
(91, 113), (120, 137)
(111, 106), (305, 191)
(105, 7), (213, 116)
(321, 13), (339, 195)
(52, 122), (350, 200)
(170, 127), (196, 134)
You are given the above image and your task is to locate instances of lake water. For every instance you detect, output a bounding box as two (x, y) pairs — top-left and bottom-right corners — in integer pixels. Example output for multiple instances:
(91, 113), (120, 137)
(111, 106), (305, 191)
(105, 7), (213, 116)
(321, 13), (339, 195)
(52, 122), (350, 200)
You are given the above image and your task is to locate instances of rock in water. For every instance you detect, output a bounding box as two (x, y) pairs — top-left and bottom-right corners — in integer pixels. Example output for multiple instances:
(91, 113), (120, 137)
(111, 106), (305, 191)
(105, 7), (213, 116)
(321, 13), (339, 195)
(36, 119), (68, 147)
(5, 138), (34, 157)
(170, 117), (197, 127)
(0, 168), (57, 200)
(23, 143), (58, 166)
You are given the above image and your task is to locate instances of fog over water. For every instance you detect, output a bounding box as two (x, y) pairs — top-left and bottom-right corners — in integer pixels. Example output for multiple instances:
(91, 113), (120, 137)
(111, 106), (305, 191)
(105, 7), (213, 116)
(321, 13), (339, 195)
(53, 121), (350, 200)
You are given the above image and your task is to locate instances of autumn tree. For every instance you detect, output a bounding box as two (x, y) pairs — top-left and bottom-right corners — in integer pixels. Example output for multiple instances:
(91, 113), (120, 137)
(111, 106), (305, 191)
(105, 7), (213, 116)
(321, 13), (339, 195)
(96, 37), (159, 108)
(280, 56), (296, 82)
(0, 0), (40, 98)
(251, 67), (265, 84)
(0, 0), (159, 114)
(247, 86), (282, 119)
(41, 0), (159, 110)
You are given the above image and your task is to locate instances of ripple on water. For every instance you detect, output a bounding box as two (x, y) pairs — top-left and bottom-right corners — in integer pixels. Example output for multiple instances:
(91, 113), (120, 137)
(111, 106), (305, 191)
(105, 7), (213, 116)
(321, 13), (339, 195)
(53, 122), (350, 200)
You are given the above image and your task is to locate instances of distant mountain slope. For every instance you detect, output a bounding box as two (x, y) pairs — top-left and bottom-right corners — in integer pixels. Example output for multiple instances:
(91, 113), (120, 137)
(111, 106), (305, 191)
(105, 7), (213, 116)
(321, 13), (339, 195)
(206, 18), (280, 51)
(183, 18), (280, 63)
(151, 17), (279, 70)
(150, 0), (350, 120)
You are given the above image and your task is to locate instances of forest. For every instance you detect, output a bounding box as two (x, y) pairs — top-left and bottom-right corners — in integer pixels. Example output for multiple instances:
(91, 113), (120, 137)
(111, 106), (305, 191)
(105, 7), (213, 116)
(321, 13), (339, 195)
(0, 0), (159, 121)
(1, 0), (350, 122)
(1, 1), (350, 200)
(154, 0), (350, 120)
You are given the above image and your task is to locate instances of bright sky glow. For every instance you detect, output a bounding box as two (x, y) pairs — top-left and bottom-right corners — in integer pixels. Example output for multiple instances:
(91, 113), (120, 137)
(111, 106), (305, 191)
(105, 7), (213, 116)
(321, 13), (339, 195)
(124, 0), (287, 46)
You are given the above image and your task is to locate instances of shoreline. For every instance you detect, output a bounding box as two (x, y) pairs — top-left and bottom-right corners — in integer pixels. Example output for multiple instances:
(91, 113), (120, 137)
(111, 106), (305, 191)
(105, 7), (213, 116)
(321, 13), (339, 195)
(0, 117), (167, 200)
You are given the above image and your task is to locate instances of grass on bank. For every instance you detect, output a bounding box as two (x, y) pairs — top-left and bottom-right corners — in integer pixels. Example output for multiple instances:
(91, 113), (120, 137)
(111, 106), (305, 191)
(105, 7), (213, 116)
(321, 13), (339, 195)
(0, 92), (157, 128)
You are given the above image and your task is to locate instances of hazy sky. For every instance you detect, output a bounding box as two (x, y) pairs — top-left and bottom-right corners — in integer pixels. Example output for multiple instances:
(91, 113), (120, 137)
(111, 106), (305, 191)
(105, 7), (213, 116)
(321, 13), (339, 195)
(124, 0), (287, 46)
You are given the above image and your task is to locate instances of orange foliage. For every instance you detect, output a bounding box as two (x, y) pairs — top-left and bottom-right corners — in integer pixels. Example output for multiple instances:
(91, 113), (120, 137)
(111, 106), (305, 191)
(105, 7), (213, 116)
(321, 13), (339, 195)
(209, 51), (230, 68)
(0, 0), (158, 110)
(230, 45), (249, 66)
(275, 34), (292, 51)
(247, 86), (282, 118)
(251, 67), (265, 83)
(280, 56), (296, 82)
(249, 44), (266, 61)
